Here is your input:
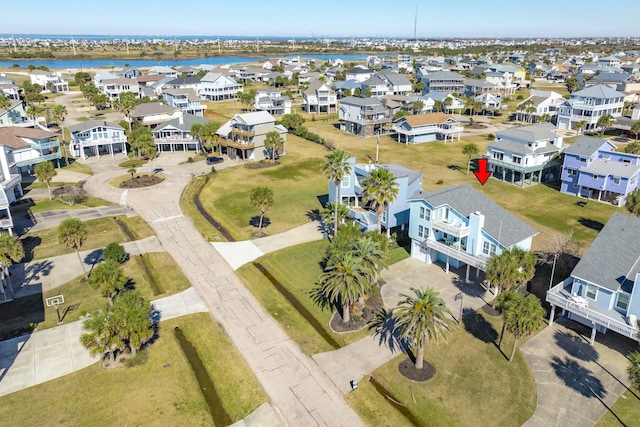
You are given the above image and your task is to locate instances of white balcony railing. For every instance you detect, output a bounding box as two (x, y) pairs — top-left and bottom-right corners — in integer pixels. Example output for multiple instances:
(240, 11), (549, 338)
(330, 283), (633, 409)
(432, 220), (470, 238)
(423, 239), (487, 270)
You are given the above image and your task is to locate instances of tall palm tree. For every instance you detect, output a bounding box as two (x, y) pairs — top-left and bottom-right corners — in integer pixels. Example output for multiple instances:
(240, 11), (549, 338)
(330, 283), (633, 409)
(249, 186), (274, 231)
(190, 123), (204, 152)
(264, 130), (284, 164)
(394, 287), (454, 369)
(504, 295), (545, 362)
(361, 167), (399, 234)
(88, 260), (127, 307)
(597, 114), (614, 137)
(80, 309), (121, 366)
(627, 351), (640, 392)
(575, 120), (587, 135)
(51, 105), (69, 165)
(34, 161), (57, 200)
(321, 149), (352, 236)
(203, 121), (221, 154)
(352, 234), (387, 284)
(112, 290), (153, 357)
(321, 202), (350, 230)
(0, 232), (24, 301)
(495, 290), (522, 349)
(462, 143), (479, 175)
(315, 251), (371, 323)
(485, 247), (536, 305)
(26, 104), (41, 123)
(630, 120), (640, 141)
(58, 218), (88, 278)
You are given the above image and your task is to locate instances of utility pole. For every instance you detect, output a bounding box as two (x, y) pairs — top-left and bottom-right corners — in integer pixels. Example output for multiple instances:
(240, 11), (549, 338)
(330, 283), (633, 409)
(413, 6), (418, 41)
(126, 36), (130, 55)
(12, 35), (16, 53)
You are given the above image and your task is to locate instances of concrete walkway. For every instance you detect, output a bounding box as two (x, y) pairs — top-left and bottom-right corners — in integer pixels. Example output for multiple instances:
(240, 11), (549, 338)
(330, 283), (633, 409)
(212, 221), (324, 270)
(82, 166), (365, 426)
(30, 205), (136, 231)
(11, 236), (164, 298)
(522, 317), (636, 427)
(0, 288), (208, 397)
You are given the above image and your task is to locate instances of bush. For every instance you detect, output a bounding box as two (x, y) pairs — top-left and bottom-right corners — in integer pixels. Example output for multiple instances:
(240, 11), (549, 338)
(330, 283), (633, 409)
(436, 179), (444, 185)
(487, 133), (495, 140)
(210, 166), (217, 174)
(516, 94), (524, 100)
(187, 157), (194, 163)
(103, 242), (128, 264)
(121, 349), (149, 368)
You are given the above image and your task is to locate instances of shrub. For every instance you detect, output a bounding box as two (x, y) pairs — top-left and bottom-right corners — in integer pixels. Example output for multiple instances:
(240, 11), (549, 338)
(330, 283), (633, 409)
(487, 133), (495, 140)
(187, 157), (194, 163)
(436, 179), (444, 185)
(516, 94), (524, 100)
(210, 166), (217, 174)
(103, 242), (128, 264)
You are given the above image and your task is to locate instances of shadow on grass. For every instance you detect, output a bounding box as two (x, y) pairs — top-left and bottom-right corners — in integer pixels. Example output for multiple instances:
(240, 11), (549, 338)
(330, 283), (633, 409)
(20, 235), (42, 263)
(578, 217), (604, 232)
(249, 216), (271, 229)
(463, 311), (499, 344)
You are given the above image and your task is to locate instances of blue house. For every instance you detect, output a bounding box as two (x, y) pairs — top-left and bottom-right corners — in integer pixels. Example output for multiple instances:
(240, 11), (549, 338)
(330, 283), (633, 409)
(547, 213), (640, 344)
(327, 157), (422, 233)
(407, 185), (538, 282)
(560, 136), (640, 206)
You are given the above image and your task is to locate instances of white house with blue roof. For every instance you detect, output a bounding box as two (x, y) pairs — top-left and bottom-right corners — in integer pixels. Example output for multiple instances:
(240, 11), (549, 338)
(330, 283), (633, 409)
(328, 157), (422, 233)
(407, 185), (538, 283)
(556, 84), (625, 131)
(547, 213), (640, 344)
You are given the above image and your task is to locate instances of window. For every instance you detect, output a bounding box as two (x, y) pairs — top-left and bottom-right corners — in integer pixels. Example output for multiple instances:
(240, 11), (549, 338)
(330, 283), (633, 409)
(419, 206), (430, 221)
(579, 157), (587, 164)
(572, 183), (578, 189)
(592, 175), (599, 180)
(341, 176), (350, 188)
(490, 244), (497, 255)
(612, 177), (620, 185)
(418, 225), (428, 239)
(586, 284), (597, 300)
(616, 293), (630, 311)
(513, 155), (522, 165)
(493, 151), (504, 161)
(567, 168), (577, 176)
(482, 241), (490, 255)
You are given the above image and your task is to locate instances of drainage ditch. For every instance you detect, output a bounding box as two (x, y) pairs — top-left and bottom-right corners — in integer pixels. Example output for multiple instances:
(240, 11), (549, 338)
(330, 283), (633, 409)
(368, 376), (425, 427)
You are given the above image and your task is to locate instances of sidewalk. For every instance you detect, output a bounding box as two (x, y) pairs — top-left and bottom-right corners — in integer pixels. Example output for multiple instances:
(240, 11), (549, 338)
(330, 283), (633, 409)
(27, 205), (136, 233)
(0, 288), (208, 397)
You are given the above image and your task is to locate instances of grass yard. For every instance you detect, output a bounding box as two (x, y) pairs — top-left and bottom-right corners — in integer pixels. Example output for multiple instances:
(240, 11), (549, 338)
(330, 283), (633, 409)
(119, 159), (148, 168)
(28, 196), (114, 213)
(348, 311), (537, 427)
(22, 215), (155, 261)
(63, 161), (94, 175)
(0, 313), (268, 426)
(180, 175), (228, 242)
(237, 240), (374, 355)
(597, 390), (640, 426)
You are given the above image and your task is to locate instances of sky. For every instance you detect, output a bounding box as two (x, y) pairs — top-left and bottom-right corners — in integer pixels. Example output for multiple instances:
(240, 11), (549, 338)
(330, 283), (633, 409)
(3, 0), (639, 39)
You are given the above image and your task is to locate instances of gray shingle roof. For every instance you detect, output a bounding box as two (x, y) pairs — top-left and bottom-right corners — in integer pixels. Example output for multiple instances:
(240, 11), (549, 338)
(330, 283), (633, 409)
(564, 136), (613, 156)
(423, 71), (465, 81)
(167, 76), (202, 86)
(571, 213), (640, 291)
(339, 96), (383, 107)
(153, 114), (209, 132)
(496, 123), (557, 143)
(131, 102), (180, 118)
(572, 84), (625, 99)
(409, 185), (538, 247)
(489, 140), (533, 156)
(380, 164), (422, 185)
(580, 158), (640, 179)
(68, 120), (123, 133)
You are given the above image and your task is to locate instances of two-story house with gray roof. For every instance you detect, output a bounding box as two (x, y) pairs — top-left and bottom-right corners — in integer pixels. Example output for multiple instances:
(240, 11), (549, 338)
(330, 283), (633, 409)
(215, 111), (287, 161)
(560, 136), (640, 206)
(162, 88), (206, 117)
(328, 157), (423, 234)
(485, 122), (563, 186)
(556, 84), (625, 131)
(201, 72), (242, 102)
(547, 213), (640, 344)
(302, 80), (337, 114)
(408, 185), (538, 282)
(420, 70), (465, 94)
(68, 120), (127, 160)
(361, 75), (389, 98)
(338, 96), (391, 137)
(0, 126), (62, 175)
(152, 114), (209, 153)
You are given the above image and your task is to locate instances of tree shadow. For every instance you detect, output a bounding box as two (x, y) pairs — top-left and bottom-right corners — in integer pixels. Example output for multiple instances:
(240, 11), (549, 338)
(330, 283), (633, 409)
(462, 311), (499, 344)
(20, 236), (41, 263)
(451, 276), (489, 300)
(368, 308), (410, 354)
(578, 217), (604, 232)
(316, 194), (329, 207)
(84, 249), (103, 275)
(551, 356), (606, 398)
(554, 330), (599, 363)
(11, 260), (54, 297)
(249, 216), (271, 229)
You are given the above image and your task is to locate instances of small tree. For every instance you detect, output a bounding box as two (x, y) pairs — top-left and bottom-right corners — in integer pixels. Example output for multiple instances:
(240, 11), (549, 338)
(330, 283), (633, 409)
(88, 260), (127, 307)
(630, 120), (640, 141)
(34, 162), (57, 200)
(575, 120), (587, 135)
(249, 186), (274, 231)
(626, 188), (640, 216)
(504, 295), (545, 362)
(264, 130), (284, 164)
(80, 310), (120, 366)
(112, 290), (154, 358)
(462, 143), (479, 175)
(103, 242), (128, 264)
(495, 290), (522, 349)
(128, 168), (136, 179)
(58, 218), (88, 278)
(597, 114), (614, 137)
(0, 232), (24, 301)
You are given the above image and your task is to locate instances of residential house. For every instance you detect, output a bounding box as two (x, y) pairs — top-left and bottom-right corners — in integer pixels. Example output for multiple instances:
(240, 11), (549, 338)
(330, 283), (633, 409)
(254, 90), (292, 115)
(175, 66), (198, 77)
(0, 134), (24, 236)
(201, 72), (242, 102)
(0, 75), (19, 100)
(361, 75), (389, 98)
(377, 70), (413, 95)
(29, 70), (69, 92)
(393, 113), (463, 144)
(556, 85), (625, 130)
(163, 88), (206, 117)
(346, 66), (374, 82)
(327, 157), (422, 233)
(547, 212), (640, 344)
(152, 114), (209, 153)
(118, 67), (142, 79)
(98, 78), (140, 101)
(68, 120), (127, 160)
(338, 96), (391, 137)
(148, 66), (178, 78)
(421, 92), (465, 114)
(302, 80), (337, 114)
(408, 185), (537, 281)
(130, 103), (182, 128)
(588, 73), (640, 94)
(560, 136), (640, 206)
(398, 53), (413, 65)
(463, 79), (500, 97)
(597, 56), (622, 68)
(486, 123), (563, 186)
(0, 101), (27, 128)
(165, 76), (203, 97)
(0, 126), (61, 175)
(140, 76), (174, 99)
(215, 111), (287, 161)
(420, 71), (465, 94)
(475, 93), (502, 112)
(136, 74), (168, 88)
(516, 90), (565, 122)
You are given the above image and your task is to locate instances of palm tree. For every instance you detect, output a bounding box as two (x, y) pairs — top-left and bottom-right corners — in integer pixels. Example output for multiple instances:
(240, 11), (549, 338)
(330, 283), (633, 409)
(112, 290), (153, 358)
(0, 95), (11, 110)
(412, 100), (424, 114)
(627, 351), (640, 391)
(51, 105), (69, 166)
(443, 96), (453, 113)
(352, 234), (387, 284)
(249, 186), (274, 231)
(113, 92), (138, 133)
(361, 167), (399, 235)
(495, 290), (522, 349)
(190, 123), (204, 151)
(630, 120), (640, 141)
(321, 202), (350, 230)
(80, 309), (121, 366)
(315, 251), (371, 323)
(597, 114), (614, 137)
(485, 247), (536, 305)
(203, 121), (221, 154)
(394, 287), (454, 369)
(321, 150), (352, 236)
(34, 162), (57, 200)
(433, 100), (443, 113)
(264, 130), (284, 164)
(462, 143), (479, 175)
(58, 218), (88, 278)
(128, 168), (136, 179)
(88, 260), (127, 307)
(0, 232), (24, 301)
(26, 104), (41, 123)
(504, 295), (545, 362)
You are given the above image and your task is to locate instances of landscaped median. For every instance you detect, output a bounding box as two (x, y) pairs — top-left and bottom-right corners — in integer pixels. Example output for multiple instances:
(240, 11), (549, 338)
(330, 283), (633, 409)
(0, 313), (268, 426)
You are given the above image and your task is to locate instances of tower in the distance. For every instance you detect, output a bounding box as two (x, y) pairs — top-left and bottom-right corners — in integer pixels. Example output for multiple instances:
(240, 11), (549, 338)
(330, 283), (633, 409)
(413, 6), (418, 41)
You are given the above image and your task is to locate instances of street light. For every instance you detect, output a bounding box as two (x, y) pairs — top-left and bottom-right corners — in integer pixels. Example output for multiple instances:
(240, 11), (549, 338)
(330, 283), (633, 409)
(454, 292), (463, 323)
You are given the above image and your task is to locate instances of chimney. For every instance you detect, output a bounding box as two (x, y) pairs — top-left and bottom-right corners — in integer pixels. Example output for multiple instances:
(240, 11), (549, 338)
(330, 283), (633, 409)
(179, 114), (183, 125)
(468, 211), (485, 255)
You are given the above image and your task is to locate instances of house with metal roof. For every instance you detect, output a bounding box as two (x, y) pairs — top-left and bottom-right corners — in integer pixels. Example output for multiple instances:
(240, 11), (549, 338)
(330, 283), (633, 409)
(162, 88), (206, 117)
(302, 80), (337, 114)
(377, 70), (412, 95)
(556, 84), (625, 131)
(338, 96), (391, 137)
(547, 212), (640, 344)
(392, 113), (462, 144)
(560, 136), (640, 206)
(215, 111), (287, 161)
(152, 114), (209, 153)
(485, 123), (563, 186)
(588, 72), (640, 93)
(200, 72), (242, 102)
(516, 89), (565, 122)
(419, 70), (465, 94)
(68, 120), (127, 160)
(345, 66), (374, 82)
(327, 157), (423, 233)
(254, 90), (291, 116)
(130, 102), (183, 128)
(408, 185), (537, 282)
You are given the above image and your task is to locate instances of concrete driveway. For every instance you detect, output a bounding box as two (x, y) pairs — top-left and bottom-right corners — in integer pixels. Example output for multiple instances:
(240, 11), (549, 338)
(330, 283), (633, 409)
(522, 317), (636, 427)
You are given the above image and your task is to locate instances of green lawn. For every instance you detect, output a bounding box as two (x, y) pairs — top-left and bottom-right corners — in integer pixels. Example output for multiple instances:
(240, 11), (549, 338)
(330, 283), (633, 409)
(28, 196), (114, 213)
(63, 161), (94, 175)
(119, 159), (148, 168)
(0, 313), (268, 426)
(597, 390), (640, 426)
(348, 311), (537, 427)
(22, 215), (155, 261)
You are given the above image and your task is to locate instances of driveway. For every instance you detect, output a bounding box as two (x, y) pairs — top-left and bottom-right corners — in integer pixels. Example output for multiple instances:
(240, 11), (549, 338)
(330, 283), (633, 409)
(521, 317), (636, 426)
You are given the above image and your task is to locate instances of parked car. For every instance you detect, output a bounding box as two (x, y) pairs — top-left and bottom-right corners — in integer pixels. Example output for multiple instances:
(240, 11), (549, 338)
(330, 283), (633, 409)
(206, 156), (224, 165)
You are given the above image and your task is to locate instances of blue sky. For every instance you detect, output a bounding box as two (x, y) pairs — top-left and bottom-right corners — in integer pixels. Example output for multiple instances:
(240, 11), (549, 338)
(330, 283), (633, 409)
(4, 0), (639, 38)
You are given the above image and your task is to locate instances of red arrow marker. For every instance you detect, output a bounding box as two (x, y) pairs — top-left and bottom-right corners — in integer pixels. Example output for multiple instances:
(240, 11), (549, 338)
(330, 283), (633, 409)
(473, 158), (491, 185)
